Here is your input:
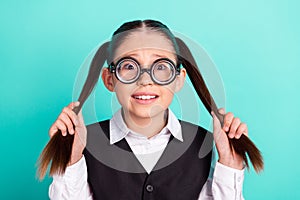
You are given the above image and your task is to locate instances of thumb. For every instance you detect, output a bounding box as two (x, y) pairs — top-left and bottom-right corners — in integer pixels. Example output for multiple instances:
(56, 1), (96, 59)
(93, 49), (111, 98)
(211, 111), (221, 131)
(211, 111), (227, 148)
(77, 109), (85, 126)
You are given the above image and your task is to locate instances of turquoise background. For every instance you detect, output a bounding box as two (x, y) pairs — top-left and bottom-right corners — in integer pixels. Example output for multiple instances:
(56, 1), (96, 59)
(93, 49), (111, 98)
(1, 0), (299, 199)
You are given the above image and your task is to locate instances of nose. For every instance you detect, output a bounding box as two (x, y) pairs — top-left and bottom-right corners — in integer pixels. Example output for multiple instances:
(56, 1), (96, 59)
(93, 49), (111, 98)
(136, 69), (153, 86)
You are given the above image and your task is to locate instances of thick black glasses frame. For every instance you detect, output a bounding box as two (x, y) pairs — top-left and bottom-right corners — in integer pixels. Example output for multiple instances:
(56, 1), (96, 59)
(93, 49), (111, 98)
(109, 56), (181, 85)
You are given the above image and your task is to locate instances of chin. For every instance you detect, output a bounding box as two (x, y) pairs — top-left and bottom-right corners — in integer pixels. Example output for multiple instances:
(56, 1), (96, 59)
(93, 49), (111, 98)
(134, 106), (166, 119)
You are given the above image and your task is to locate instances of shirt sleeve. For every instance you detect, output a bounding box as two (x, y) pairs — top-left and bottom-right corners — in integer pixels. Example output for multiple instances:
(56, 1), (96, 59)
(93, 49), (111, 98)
(48, 156), (93, 200)
(198, 162), (245, 200)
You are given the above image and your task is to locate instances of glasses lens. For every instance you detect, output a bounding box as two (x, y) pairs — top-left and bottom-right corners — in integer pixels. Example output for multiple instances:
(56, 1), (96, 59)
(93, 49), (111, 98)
(116, 59), (139, 82)
(152, 60), (175, 83)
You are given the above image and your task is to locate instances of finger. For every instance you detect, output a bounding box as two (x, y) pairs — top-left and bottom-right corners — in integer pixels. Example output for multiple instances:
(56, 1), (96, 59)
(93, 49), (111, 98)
(218, 108), (226, 115)
(49, 125), (58, 137)
(49, 118), (68, 137)
(54, 119), (68, 136)
(59, 112), (75, 135)
(228, 117), (241, 138)
(68, 101), (80, 110)
(223, 112), (234, 132)
(236, 123), (248, 138)
(48, 102), (80, 138)
(62, 106), (79, 127)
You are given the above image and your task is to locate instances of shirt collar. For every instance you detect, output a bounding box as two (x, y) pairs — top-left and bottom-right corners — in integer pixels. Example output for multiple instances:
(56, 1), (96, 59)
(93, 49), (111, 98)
(109, 109), (183, 144)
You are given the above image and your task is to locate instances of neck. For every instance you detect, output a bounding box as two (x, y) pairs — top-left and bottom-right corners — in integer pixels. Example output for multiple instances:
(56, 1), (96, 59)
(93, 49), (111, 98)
(122, 109), (168, 138)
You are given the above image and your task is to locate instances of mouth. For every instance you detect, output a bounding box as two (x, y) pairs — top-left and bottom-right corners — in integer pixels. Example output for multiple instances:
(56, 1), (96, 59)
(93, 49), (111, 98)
(131, 93), (159, 104)
(133, 95), (158, 100)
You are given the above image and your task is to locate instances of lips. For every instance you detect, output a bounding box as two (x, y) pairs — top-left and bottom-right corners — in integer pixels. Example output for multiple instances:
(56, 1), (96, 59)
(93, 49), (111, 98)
(131, 92), (159, 104)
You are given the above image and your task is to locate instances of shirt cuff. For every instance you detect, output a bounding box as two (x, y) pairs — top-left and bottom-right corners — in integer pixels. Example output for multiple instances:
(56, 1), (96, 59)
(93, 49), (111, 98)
(213, 162), (244, 189)
(52, 155), (87, 184)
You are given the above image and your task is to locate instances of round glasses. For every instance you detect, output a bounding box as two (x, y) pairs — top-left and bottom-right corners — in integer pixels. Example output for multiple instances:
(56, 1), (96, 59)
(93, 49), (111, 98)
(109, 57), (181, 85)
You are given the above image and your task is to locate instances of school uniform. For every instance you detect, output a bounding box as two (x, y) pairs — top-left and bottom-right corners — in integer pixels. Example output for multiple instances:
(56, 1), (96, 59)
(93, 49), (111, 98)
(49, 109), (244, 200)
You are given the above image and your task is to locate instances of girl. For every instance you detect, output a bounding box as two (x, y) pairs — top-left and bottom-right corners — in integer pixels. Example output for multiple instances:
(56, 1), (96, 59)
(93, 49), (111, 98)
(45, 20), (258, 200)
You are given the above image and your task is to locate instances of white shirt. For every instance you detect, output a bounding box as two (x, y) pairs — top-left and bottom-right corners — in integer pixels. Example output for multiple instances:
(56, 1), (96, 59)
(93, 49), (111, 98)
(49, 109), (244, 200)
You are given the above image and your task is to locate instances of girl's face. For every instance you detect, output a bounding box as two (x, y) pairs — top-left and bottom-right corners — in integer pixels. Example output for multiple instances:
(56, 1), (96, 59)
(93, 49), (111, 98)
(103, 30), (186, 124)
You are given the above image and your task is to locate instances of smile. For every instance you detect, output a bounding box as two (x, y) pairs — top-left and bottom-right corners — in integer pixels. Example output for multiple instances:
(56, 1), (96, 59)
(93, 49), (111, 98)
(133, 95), (157, 100)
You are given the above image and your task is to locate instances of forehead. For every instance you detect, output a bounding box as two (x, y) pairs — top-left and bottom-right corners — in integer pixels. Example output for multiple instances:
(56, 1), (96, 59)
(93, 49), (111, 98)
(113, 30), (176, 61)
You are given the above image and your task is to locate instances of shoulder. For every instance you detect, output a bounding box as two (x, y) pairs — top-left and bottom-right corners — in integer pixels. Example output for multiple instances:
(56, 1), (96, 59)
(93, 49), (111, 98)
(84, 120), (110, 152)
(86, 119), (110, 134)
(179, 120), (213, 147)
(86, 119), (110, 127)
(179, 120), (212, 135)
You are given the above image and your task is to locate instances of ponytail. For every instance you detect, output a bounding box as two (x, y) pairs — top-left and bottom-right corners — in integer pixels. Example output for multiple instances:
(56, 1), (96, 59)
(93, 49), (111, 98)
(175, 37), (264, 173)
(37, 25), (263, 179)
(37, 42), (109, 179)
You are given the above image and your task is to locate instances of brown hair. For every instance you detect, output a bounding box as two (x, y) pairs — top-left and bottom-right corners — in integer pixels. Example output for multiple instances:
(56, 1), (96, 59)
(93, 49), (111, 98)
(37, 19), (263, 179)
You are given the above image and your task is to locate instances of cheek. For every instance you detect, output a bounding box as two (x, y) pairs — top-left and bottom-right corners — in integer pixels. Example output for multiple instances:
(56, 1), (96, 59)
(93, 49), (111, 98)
(164, 82), (177, 95)
(161, 87), (175, 105)
(114, 84), (133, 105)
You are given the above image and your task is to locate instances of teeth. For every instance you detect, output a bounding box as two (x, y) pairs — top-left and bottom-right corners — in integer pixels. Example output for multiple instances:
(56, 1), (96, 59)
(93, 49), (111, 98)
(134, 95), (156, 100)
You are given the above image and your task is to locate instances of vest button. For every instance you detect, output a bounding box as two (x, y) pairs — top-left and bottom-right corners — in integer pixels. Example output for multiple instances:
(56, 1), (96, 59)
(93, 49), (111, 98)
(146, 184), (154, 192)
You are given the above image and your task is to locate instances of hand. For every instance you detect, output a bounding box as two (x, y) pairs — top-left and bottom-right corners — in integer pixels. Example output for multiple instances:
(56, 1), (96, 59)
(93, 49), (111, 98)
(211, 108), (248, 170)
(49, 101), (87, 165)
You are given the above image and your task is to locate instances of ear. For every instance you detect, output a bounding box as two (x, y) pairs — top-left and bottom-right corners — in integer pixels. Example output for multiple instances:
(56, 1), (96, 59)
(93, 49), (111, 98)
(174, 68), (186, 92)
(102, 68), (115, 92)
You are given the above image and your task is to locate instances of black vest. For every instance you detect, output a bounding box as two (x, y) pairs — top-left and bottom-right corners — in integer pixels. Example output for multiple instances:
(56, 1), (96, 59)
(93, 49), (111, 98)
(83, 120), (213, 200)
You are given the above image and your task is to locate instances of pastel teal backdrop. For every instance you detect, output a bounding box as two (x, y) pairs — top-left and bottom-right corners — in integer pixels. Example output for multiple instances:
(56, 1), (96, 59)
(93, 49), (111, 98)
(1, 0), (299, 199)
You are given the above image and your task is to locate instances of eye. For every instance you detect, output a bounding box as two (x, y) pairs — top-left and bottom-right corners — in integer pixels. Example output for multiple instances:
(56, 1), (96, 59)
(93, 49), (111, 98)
(123, 63), (135, 70)
(154, 60), (173, 71)
(117, 59), (138, 71)
(156, 64), (167, 70)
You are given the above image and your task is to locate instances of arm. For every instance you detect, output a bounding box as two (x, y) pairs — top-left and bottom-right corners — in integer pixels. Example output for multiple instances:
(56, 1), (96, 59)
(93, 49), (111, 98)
(49, 156), (93, 200)
(48, 102), (90, 199)
(199, 162), (244, 200)
(199, 109), (248, 199)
